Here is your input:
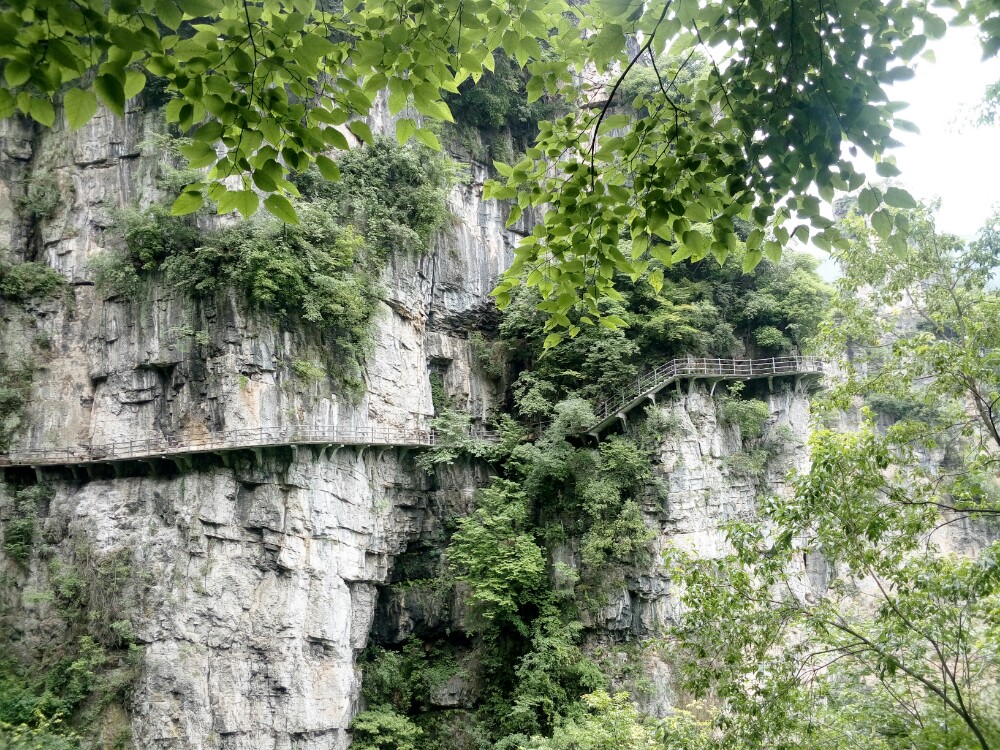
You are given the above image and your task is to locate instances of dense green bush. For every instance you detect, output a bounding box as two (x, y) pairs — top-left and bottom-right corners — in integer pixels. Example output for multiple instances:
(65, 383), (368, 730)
(0, 634), (127, 747)
(360, 640), (459, 714)
(87, 250), (141, 301)
(448, 479), (547, 627)
(470, 332), (508, 382)
(0, 257), (65, 450)
(16, 173), (60, 222)
(717, 383), (770, 439)
(865, 393), (937, 423)
(0, 259), (65, 303)
(359, 187), (828, 748)
(0, 497), (144, 748)
(2, 485), (50, 567)
(521, 691), (667, 750)
(349, 707), (423, 750)
(0, 360), (33, 451)
(292, 137), (457, 258)
(412, 402), (666, 745)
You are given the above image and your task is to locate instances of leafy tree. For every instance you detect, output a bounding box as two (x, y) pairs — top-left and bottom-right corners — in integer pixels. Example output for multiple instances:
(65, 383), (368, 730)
(667, 204), (1000, 750)
(520, 691), (664, 750)
(0, 0), (985, 329)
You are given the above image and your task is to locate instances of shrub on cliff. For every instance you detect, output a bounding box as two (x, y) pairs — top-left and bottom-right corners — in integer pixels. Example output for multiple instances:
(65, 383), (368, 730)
(0, 259), (65, 303)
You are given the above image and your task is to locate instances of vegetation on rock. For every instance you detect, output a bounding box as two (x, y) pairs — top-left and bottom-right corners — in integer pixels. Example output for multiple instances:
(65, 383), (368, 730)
(359, 246), (829, 747)
(499, 249), (828, 420)
(90, 138), (455, 392)
(0, 484), (145, 749)
(0, 256), (65, 450)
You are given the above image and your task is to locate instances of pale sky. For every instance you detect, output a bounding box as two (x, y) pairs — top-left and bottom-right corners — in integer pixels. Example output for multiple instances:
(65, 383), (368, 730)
(857, 25), (1000, 238)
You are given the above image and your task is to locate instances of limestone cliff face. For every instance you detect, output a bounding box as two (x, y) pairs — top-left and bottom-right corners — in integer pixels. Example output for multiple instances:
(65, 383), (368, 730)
(0, 104), (817, 748)
(0, 103), (510, 749)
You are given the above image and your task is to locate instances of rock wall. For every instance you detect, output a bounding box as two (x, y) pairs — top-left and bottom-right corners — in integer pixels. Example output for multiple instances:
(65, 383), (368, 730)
(0, 102), (820, 748)
(0, 102), (514, 748)
(3, 449), (492, 750)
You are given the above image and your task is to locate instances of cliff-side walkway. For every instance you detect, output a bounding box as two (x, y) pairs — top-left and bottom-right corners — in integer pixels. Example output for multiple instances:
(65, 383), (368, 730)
(0, 425), (496, 469)
(585, 355), (824, 435)
(0, 356), (822, 469)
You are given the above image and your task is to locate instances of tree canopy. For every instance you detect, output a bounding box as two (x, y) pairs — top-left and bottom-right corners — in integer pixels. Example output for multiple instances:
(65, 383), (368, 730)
(1, 0), (998, 328)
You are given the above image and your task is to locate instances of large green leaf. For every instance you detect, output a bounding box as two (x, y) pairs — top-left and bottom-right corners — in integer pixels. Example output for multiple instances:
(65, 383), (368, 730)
(264, 194), (298, 224)
(64, 88), (98, 130)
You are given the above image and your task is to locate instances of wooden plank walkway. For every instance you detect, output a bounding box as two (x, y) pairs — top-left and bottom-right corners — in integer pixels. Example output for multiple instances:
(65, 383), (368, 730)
(585, 355), (824, 434)
(0, 356), (822, 469)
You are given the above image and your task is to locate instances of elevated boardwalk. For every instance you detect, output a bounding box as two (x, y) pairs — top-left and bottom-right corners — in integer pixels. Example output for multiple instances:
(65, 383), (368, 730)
(0, 425), (498, 470)
(586, 356), (824, 435)
(0, 356), (823, 470)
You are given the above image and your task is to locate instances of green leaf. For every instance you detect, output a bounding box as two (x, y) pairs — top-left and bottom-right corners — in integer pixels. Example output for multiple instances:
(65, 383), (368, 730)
(599, 113), (630, 133)
(193, 120), (224, 142)
(857, 187), (879, 215)
(171, 191), (204, 215)
(124, 70), (147, 99)
(542, 333), (563, 349)
(388, 84), (408, 115)
(4, 60), (30, 87)
(681, 230), (705, 254)
(315, 154), (341, 181)
(64, 88), (99, 130)
(264, 194), (298, 224)
(178, 141), (218, 168)
(898, 34), (927, 59)
(888, 232), (909, 258)
(28, 97), (54, 127)
(0, 90), (15, 119)
(875, 161), (901, 178)
(252, 169), (277, 192)
(348, 120), (373, 144)
(178, 0), (218, 15)
(763, 240), (782, 263)
(323, 127), (350, 150)
(232, 190), (259, 219)
(871, 209), (893, 239)
(300, 33), (336, 61)
(648, 268), (663, 293)
(413, 96), (454, 123)
(414, 128), (442, 151)
(924, 14), (946, 39)
(883, 187), (917, 209)
(591, 24), (626, 65)
(95, 73), (126, 117)
(155, 0), (184, 29)
(742, 249), (762, 273)
(598, 0), (634, 18)
(396, 118), (417, 145)
(111, 26), (148, 52)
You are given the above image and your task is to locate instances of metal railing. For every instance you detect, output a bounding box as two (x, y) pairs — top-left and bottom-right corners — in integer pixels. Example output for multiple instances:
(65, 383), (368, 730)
(588, 355), (824, 430)
(0, 424), (501, 468)
(0, 356), (823, 468)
